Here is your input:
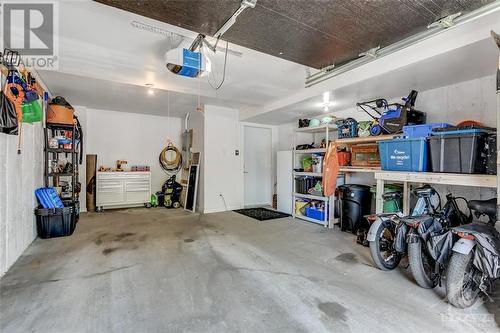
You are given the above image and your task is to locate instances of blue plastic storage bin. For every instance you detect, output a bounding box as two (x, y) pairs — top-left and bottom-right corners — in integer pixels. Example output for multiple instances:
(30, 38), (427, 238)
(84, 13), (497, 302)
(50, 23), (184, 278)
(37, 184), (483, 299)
(306, 207), (326, 221)
(379, 137), (429, 172)
(403, 123), (451, 138)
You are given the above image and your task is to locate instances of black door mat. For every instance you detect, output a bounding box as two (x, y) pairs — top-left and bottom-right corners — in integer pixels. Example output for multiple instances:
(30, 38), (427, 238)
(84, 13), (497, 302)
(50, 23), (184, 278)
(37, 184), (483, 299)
(233, 208), (290, 221)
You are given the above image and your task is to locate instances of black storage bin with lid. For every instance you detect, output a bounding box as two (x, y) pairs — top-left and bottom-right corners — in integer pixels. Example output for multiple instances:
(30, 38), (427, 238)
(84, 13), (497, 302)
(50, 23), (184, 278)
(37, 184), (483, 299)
(338, 184), (372, 233)
(35, 206), (76, 239)
(428, 129), (489, 174)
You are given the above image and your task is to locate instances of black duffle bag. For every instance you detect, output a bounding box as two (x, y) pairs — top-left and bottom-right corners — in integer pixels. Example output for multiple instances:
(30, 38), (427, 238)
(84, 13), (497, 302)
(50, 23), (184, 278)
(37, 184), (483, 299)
(0, 90), (18, 135)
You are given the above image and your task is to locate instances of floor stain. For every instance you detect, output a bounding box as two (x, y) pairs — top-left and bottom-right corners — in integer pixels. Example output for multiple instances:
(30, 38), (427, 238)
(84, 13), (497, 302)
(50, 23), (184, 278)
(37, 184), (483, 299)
(0, 266), (134, 292)
(83, 265), (133, 278)
(95, 232), (141, 247)
(114, 232), (136, 241)
(318, 302), (348, 322)
(94, 233), (110, 245)
(335, 253), (358, 264)
(102, 247), (120, 255)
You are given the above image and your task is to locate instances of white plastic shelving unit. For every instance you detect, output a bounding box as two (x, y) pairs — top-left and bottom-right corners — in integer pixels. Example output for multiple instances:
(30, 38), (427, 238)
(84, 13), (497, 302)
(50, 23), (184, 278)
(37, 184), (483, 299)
(292, 124), (337, 227)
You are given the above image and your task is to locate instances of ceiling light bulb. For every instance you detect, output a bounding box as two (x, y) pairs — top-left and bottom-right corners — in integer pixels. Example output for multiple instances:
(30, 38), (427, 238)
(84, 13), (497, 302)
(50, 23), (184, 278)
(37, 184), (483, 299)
(148, 88), (154, 95)
(323, 105), (329, 112)
(323, 91), (330, 104)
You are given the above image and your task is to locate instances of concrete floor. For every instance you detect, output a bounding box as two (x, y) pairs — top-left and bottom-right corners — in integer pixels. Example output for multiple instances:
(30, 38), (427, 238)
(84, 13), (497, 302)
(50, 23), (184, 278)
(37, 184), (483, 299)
(1, 208), (498, 333)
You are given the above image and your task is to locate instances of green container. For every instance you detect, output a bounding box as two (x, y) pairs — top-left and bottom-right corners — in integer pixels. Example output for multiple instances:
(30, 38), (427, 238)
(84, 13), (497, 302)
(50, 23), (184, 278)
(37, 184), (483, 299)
(370, 184), (403, 213)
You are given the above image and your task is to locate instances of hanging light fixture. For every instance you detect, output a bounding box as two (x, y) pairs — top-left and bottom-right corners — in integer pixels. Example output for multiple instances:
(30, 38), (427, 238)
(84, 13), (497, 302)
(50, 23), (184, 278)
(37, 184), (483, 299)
(322, 91), (331, 112)
(145, 83), (155, 96)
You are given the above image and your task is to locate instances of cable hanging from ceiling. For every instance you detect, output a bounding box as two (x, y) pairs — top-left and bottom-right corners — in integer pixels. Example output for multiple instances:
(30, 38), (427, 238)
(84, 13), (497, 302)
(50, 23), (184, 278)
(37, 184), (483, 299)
(159, 90), (182, 176)
(202, 39), (229, 91)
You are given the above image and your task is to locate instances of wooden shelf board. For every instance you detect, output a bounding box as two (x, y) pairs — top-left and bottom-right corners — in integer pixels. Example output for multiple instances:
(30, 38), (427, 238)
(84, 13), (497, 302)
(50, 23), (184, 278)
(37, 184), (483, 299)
(334, 134), (397, 145)
(339, 166), (380, 173)
(295, 125), (337, 133)
(375, 171), (496, 188)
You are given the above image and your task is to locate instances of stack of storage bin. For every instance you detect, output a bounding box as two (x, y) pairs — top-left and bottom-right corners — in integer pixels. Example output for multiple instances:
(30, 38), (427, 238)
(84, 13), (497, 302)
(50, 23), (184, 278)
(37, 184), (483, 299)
(378, 123), (451, 172)
(34, 187), (77, 238)
(378, 123), (496, 175)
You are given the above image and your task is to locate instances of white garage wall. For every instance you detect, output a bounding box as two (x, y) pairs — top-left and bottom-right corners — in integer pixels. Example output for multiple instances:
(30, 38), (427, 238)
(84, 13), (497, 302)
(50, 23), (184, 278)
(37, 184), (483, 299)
(84, 108), (183, 200)
(203, 105), (243, 213)
(418, 75), (496, 126)
(0, 124), (44, 277)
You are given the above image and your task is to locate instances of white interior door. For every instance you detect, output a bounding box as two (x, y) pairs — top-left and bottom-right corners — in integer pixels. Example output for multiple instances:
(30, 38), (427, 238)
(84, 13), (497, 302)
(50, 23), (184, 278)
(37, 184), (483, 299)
(244, 126), (272, 207)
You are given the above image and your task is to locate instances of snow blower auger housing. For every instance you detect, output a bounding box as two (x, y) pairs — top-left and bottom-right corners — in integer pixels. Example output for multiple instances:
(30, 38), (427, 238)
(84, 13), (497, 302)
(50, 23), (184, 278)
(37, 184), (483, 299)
(356, 90), (426, 135)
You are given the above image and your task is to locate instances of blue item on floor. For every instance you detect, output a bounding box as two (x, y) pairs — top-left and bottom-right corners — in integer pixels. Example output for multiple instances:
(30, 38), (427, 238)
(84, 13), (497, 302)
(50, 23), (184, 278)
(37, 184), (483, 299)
(379, 137), (429, 172)
(35, 187), (64, 209)
(306, 206), (326, 221)
(403, 123), (452, 138)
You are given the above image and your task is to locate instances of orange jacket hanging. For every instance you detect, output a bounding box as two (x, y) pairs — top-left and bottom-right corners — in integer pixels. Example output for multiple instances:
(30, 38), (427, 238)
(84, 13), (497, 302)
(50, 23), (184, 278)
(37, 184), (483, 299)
(322, 143), (340, 197)
(4, 83), (24, 122)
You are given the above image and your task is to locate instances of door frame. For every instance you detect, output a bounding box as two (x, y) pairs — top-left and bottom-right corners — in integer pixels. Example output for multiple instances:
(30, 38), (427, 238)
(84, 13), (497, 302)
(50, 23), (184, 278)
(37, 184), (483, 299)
(240, 122), (275, 208)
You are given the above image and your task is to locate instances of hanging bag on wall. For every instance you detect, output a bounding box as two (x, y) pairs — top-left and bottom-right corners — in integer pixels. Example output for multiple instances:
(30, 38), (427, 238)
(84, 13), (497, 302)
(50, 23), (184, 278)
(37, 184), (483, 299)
(0, 90), (19, 135)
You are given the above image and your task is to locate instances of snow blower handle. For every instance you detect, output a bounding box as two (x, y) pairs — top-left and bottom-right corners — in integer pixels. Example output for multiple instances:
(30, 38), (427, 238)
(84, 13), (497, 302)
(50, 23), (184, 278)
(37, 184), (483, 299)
(403, 90), (418, 108)
(356, 100), (383, 121)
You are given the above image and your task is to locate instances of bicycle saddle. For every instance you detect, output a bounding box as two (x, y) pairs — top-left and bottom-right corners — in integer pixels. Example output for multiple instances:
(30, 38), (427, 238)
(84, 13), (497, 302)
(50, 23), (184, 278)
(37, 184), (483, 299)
(413, 186), (435, 197)
(381, 192), (401, 200)
(468, 198), (496, 217)
(401, 215), (434, 227)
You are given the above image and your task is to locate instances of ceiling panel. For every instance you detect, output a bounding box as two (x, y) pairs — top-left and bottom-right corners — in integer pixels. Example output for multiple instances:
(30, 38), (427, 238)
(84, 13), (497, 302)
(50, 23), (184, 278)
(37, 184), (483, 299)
(95, 0), (494, 68)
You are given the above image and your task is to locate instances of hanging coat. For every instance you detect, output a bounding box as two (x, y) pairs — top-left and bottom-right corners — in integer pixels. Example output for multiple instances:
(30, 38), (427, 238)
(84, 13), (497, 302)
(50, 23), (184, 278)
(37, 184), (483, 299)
(322, 143), (340, 197)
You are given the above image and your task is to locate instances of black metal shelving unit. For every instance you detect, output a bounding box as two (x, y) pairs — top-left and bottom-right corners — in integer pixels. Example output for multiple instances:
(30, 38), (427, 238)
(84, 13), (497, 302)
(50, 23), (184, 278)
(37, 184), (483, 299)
(44, 123), (80, 219)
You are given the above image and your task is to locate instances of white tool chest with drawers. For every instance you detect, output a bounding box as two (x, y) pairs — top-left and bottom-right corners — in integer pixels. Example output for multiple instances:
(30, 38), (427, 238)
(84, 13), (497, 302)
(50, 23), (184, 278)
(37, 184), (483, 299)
(96, 171), (151, 210)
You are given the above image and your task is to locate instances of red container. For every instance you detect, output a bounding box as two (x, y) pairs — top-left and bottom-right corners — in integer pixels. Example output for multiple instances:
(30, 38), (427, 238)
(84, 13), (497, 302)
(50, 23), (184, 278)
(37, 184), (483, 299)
(337, 151), (351, 166)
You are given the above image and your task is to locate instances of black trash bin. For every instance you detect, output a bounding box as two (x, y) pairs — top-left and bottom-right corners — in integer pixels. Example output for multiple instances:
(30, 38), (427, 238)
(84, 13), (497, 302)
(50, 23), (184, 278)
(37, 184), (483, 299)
(338, 184), (372, 233)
